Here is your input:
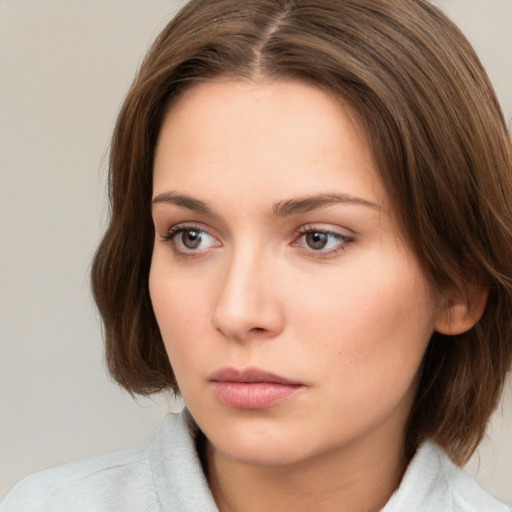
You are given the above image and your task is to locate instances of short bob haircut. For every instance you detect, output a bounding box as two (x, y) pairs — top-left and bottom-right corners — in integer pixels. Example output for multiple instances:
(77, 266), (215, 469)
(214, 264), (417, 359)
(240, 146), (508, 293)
(91, 0), (512, 465)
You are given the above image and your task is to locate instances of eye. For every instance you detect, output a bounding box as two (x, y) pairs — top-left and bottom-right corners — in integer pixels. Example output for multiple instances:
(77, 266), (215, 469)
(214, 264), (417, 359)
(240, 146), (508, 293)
(293, 227), (353, 256)
(162, 224), (220, 256)
(178, 229), (208, 249)
(304, 232), (331, 250)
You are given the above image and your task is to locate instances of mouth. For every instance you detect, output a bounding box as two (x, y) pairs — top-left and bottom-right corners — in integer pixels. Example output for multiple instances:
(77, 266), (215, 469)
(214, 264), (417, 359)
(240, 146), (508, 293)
(209, 367), (304, 410)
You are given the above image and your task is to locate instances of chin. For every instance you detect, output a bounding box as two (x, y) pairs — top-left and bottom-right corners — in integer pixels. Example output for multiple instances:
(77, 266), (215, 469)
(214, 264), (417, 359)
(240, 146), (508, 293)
(196, 408), (323, 468)
(210, 432), (309, 468)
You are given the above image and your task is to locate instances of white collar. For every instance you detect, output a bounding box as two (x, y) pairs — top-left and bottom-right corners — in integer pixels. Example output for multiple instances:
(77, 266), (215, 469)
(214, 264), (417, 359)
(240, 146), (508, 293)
(382, 441), (509, 511)
(149, 411), (509, 512)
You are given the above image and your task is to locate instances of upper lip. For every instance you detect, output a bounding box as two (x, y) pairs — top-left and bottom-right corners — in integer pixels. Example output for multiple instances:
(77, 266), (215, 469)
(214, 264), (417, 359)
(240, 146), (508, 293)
(210, 367), (301, 385)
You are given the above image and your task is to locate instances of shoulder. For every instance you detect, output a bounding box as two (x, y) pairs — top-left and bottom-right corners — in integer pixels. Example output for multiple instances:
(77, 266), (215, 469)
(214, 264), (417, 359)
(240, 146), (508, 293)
(442, 453), (511, 512)
(0, 410), (217, 512)
(383, 442), (511, 512)
(0, 444), (159, 511)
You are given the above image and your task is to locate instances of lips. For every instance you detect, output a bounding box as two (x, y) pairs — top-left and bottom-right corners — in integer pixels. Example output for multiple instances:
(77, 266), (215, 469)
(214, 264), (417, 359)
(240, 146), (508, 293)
(210, 367), (304, 409)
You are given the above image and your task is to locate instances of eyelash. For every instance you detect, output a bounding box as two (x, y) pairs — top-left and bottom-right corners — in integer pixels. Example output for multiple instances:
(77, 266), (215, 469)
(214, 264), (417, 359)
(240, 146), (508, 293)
(160, 224), (219, 258)
(160, 224), (354, 259)
(292, 226), (354, 258)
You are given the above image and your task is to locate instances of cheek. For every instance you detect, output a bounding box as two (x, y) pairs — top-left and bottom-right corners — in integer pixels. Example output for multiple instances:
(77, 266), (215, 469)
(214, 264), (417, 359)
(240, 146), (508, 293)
(149, 258), (211, 370)
(291, 254), (435, 387)
(290, 267), (434, 438)
(304, 243), (434, 339)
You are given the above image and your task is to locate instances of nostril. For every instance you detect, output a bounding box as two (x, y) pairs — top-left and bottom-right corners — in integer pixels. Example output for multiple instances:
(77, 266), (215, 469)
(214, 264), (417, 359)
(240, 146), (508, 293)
(211, 285), (284, 340)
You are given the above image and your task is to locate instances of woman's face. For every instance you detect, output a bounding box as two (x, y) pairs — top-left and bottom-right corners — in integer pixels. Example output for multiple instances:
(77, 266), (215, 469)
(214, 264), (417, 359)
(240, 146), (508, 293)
(150, 79), (442, 467)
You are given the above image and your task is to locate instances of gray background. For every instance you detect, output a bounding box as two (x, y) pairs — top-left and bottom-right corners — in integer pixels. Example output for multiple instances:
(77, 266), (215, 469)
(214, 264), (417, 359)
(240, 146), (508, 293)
(1, 0), (511, 502)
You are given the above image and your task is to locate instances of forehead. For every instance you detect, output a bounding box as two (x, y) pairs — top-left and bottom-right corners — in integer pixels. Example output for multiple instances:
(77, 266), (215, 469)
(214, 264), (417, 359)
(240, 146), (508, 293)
(153, 79), (384, 209)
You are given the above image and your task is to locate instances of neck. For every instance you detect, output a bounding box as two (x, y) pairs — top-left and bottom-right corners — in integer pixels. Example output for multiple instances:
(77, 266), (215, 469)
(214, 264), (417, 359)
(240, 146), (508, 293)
(206, 429), (408, 512)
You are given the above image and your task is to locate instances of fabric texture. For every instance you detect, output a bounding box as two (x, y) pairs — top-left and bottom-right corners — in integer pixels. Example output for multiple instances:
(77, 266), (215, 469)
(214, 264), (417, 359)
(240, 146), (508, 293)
(1, 409), (509, 511)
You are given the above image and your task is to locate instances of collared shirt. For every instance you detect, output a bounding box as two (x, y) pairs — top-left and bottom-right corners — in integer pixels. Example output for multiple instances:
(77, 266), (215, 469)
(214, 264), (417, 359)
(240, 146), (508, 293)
(2, 410), (510, 511)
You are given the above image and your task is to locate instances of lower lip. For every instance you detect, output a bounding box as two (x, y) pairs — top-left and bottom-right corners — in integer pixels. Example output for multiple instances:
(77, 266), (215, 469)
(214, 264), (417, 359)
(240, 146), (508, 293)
(211, 381), (303, 409)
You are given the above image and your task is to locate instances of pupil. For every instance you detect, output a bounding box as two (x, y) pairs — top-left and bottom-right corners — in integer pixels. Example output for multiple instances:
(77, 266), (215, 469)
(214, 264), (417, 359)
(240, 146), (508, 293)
(307, 232), (327, 250)
(183, 230), (202, 249)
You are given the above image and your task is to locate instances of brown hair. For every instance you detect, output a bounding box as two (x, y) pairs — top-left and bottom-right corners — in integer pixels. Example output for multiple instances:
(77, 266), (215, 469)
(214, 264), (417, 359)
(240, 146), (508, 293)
(91, 0), (512, 465)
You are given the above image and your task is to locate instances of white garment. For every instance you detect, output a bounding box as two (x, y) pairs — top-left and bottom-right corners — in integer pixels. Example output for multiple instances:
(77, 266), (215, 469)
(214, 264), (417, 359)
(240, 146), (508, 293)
(1, 410), (510, 511)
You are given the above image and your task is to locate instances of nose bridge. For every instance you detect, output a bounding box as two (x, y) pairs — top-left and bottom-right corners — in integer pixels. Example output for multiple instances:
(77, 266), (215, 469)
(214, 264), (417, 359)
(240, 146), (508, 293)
(211, 241), (283, 340)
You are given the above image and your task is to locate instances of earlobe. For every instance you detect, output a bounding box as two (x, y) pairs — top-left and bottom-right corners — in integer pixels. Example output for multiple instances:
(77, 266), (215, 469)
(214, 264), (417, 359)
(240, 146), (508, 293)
(434, 287), (489, 335)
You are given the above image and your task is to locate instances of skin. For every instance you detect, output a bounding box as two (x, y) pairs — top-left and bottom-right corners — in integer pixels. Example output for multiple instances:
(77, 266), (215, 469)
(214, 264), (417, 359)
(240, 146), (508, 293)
(149, 79), (459, 512)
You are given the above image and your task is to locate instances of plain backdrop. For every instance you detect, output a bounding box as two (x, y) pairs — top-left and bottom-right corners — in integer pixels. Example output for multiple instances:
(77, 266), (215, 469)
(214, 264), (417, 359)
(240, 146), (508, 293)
(1, 0), (511, 503)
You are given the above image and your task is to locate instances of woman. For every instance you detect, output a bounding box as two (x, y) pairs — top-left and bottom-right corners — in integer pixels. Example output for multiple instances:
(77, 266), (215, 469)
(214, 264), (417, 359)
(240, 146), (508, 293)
(3, 0), (511, 510)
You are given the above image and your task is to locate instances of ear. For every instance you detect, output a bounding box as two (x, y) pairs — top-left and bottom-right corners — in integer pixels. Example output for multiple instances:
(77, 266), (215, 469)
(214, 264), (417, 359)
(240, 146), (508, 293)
(435, 286), (489, 335)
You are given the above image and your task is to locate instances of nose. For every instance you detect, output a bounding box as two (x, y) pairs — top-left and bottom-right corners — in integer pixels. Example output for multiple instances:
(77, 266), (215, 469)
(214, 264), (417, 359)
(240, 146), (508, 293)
(211, 248), (284, 342)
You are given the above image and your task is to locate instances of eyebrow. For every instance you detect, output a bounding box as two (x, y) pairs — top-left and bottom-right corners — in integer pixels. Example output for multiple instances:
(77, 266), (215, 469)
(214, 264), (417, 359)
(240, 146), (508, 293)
(271, 193), (382, 216)
(151, 191), (381, 216)
(152, 192), (212, 214)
